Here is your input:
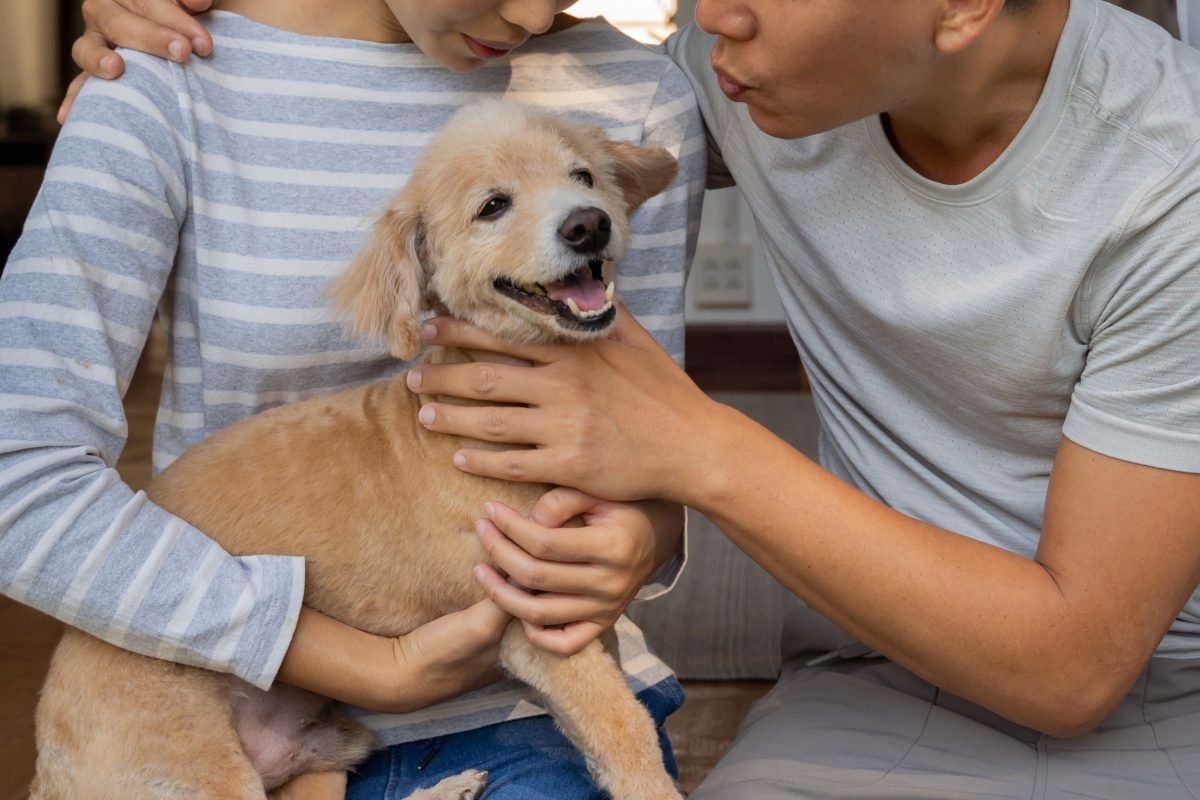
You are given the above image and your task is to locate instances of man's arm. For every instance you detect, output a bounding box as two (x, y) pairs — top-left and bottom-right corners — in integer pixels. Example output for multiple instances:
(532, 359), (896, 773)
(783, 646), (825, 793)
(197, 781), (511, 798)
(406, 308), (1200, 737)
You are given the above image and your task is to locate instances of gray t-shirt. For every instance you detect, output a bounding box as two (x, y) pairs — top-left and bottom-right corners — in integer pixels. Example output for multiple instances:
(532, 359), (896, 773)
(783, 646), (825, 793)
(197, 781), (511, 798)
(668, 0), (1200, 657)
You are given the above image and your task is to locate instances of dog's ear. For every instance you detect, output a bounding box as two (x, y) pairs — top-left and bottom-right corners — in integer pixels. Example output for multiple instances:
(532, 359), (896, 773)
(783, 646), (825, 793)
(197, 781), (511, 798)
(328, 197), (428, 361)
(602, 141), (680, 213)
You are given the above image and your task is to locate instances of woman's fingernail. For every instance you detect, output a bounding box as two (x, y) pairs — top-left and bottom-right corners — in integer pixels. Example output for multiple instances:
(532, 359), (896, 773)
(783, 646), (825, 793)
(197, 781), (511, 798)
(473, 565), (487, 582)
(453, 453), (467, 469)
(418, 405), (435, 425)
(168, 40), (184, 61)
(100, 54), (118, 73)
(421, 322), (437, 342)
(406, 369), (422, 390)
(483, 502), (496, 519)
(474, 519), (488, 536)
(191, 36), (206, 55)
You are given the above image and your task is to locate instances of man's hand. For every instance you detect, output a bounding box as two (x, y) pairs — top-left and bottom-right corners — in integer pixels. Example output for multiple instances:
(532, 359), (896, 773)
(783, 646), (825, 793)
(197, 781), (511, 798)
(472, 488), (685, 656)
(60, 0), (216, 123)
(407, 306), (723, 505)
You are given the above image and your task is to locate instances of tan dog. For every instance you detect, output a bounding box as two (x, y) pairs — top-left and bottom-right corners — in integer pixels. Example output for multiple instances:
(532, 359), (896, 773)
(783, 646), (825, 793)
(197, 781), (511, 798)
(31, 100), (682, 800)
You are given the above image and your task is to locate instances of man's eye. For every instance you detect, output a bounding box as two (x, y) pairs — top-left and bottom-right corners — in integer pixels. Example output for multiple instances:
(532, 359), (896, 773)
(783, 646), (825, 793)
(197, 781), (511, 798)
(478, 196), (511, 219)
(572, 169), (594, 188)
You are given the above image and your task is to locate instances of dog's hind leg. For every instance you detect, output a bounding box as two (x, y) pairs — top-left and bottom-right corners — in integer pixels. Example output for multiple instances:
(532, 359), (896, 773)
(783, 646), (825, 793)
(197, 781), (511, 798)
(498, 623), (683, 800)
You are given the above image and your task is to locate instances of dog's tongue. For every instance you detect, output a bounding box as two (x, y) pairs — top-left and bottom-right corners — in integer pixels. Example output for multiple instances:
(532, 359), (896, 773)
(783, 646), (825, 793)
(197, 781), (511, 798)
(546, 271), (607, 311)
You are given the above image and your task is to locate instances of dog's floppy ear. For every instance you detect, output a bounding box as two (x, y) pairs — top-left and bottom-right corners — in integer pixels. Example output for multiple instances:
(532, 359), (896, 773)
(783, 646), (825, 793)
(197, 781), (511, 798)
(602, 141), (680, 213)
(328, 197), (427, 361)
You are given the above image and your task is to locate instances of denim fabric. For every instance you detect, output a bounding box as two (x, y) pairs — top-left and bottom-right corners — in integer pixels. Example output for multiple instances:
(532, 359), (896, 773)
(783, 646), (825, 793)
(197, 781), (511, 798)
(346, 678), (684, 799)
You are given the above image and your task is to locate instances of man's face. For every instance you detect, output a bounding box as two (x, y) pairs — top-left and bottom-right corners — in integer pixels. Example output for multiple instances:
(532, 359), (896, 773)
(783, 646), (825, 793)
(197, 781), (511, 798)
(695, 0), (941, 139)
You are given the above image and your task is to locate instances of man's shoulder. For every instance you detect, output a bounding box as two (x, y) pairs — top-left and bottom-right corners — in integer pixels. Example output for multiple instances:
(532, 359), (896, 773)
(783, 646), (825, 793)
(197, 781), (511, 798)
(1078, 0), (1200, 167)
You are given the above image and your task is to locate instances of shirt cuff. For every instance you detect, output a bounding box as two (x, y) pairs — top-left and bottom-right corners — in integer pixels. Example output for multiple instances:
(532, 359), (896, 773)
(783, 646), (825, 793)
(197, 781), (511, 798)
(634, 507), (689, 601)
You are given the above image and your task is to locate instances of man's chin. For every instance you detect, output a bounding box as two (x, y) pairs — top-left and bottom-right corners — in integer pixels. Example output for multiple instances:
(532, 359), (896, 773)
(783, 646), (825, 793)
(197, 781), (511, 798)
(746, 103), (847, 141)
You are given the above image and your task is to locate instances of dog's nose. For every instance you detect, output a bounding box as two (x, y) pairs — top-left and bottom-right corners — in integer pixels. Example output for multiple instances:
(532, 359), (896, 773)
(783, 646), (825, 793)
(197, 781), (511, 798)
(558, 207), (611, 253)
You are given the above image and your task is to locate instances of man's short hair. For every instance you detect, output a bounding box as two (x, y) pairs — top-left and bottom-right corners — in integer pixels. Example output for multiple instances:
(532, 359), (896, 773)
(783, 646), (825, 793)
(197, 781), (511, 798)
(1005, 0), (1037, 12)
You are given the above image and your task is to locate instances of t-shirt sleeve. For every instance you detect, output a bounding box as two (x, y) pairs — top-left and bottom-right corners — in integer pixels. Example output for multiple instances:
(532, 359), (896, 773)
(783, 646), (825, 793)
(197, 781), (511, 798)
(0, 53), (304, 689)
(663, 24), (736, 189)
(1063, 145), (1200, 473)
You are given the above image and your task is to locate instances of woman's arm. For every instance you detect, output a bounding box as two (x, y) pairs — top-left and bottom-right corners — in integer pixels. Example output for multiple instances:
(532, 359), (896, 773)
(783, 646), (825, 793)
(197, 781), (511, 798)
(278, 602), (509, 714)
(0, 52), (296, 691)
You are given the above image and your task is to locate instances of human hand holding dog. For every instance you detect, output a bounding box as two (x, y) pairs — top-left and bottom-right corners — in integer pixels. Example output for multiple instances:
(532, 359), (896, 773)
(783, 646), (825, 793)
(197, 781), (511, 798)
(278, 601), (509, 715)
(407, 306), (728, 507)
(473, 489), (684, 656)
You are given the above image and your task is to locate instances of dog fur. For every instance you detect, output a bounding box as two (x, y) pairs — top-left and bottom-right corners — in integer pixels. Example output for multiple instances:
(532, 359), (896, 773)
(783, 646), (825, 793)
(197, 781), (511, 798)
(31, 100), (682, 800)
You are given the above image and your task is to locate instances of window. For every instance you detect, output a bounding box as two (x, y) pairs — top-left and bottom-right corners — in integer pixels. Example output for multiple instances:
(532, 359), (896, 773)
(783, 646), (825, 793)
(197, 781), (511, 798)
(569, 0), (678, 43)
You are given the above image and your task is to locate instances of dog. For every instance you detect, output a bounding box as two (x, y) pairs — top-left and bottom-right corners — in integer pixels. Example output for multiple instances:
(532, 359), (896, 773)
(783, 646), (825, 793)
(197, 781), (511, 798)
(31, 100), (682, 800)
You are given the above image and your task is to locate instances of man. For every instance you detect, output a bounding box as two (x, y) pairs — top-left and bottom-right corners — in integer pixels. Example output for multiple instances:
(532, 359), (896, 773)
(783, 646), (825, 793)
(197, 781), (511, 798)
(70, 0), (1200, 796)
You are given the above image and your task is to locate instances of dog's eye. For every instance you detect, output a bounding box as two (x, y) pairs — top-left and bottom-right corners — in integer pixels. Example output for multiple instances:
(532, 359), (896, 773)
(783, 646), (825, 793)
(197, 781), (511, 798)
(477, 195), (511, 220)
(572, 169), (594, 189)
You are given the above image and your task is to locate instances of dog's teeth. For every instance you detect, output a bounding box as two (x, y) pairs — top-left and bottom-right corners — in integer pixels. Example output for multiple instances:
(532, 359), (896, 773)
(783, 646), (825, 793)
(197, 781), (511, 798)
(566, 298), (581, 316)
(605, 281), (615, 302)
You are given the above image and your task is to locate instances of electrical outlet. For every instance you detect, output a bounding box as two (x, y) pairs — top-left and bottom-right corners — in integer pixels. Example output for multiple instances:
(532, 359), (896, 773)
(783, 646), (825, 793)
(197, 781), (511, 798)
(693, 243), (753, 308)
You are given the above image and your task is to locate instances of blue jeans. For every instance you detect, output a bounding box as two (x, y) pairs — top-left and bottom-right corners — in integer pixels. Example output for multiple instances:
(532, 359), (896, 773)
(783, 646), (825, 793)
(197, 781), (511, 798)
(346, 678), (683, 800)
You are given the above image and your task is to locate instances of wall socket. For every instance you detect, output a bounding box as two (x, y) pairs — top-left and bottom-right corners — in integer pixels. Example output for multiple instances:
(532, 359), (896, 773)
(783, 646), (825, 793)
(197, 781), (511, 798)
(693, 243), (753, 308)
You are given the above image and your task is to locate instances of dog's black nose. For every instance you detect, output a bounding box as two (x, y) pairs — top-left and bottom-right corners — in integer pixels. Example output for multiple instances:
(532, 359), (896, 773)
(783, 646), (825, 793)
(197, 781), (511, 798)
(558, 207), (611, 253)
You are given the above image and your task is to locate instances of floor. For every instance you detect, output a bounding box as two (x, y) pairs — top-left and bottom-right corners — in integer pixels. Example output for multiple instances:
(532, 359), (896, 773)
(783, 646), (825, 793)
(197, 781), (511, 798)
(0, 324), (771, 799)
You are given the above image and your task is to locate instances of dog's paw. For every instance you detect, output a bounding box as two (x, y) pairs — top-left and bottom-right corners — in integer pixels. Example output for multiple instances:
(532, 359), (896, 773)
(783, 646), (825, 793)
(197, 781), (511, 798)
(402, 769), (488, 800)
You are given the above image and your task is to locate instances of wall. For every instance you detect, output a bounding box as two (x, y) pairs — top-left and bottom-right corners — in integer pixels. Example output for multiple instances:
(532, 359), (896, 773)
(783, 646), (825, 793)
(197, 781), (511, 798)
(0, 0), (60, 111)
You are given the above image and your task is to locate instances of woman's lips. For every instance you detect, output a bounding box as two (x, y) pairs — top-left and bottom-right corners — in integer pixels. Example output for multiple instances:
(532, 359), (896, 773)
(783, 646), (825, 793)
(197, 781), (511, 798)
(463, 34), (520, 60)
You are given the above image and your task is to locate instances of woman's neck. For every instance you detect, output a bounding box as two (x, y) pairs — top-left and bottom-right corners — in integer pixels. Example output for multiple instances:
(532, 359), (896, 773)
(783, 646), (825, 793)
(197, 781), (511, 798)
(212, 0), (586, 44)
(214, 0), (410, 42)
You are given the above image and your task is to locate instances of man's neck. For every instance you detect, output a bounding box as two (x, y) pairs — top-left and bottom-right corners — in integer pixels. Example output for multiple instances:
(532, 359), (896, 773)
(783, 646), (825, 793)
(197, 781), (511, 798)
(883, 0), (1070, 185)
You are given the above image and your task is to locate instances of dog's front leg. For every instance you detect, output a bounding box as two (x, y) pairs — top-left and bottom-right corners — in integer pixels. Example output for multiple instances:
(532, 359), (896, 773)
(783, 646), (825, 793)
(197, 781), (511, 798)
(499, 622), (683, 800)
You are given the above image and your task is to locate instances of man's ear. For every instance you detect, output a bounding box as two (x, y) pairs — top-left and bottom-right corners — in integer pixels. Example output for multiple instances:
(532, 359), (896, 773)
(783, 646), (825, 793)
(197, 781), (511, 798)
(602, 140), (680, 214)
(328, 197), (428, 361)
(935, 0), (1006, 55)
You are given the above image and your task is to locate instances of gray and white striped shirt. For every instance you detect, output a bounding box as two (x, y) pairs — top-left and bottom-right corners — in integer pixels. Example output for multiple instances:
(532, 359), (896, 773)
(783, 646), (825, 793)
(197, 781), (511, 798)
(0, 10), (704, 744)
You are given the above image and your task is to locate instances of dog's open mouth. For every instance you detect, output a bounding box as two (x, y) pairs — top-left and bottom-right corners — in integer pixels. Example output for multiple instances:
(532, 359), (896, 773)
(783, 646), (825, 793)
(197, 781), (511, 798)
(494, 259), (616, 331)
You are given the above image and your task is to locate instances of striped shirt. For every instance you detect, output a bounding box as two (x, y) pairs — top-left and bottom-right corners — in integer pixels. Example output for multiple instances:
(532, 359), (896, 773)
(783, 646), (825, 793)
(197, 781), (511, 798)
(0, 10), (704, 744)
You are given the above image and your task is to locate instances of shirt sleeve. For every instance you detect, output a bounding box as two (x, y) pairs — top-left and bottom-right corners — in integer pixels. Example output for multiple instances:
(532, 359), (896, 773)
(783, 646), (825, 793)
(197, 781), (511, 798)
(0, 53), (303, 690)
(1063, 143), (1200, 473)
(617, 58), (705, 598)
(664, 24), (736, 189)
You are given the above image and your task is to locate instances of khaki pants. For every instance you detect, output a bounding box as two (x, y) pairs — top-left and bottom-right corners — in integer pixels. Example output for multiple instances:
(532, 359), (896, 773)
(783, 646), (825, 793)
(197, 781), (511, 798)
(692, 610), (1200, 799)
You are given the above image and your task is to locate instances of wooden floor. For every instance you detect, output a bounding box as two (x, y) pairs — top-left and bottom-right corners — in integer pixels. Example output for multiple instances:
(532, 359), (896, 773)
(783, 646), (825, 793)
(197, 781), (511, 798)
(0, 325), (770, 798)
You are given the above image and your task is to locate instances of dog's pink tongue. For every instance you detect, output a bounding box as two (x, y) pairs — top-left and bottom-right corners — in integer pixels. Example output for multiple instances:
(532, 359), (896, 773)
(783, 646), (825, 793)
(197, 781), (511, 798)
(546, 273), (607, 311)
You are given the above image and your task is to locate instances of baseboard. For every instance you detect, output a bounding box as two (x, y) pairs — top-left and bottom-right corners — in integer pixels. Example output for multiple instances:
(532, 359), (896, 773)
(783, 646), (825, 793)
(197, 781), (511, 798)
(684, 324), (808, 392)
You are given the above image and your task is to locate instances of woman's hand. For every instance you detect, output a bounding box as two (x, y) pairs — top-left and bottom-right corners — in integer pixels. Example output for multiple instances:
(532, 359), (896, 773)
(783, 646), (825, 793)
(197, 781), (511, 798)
(407, 306), (723, 505)
(60, 0), (216, 123)
(278, 601), (511, 715)
(472, 489), (685, 656)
